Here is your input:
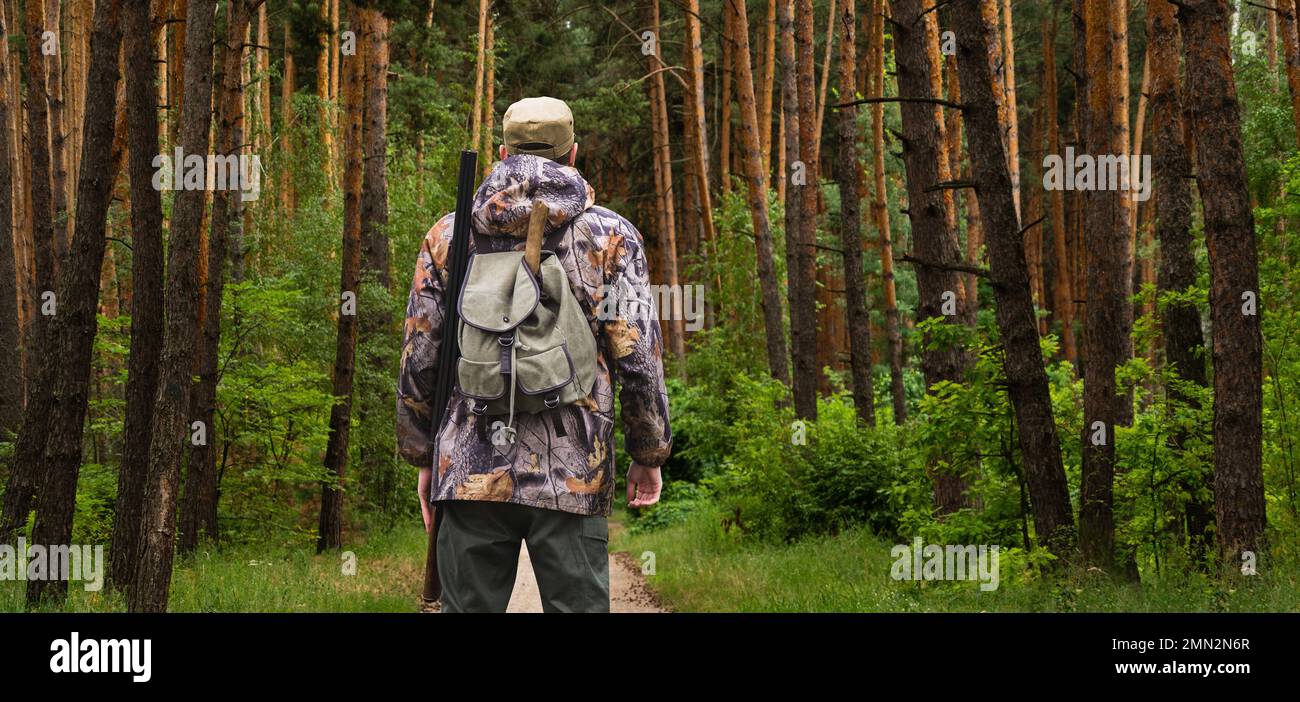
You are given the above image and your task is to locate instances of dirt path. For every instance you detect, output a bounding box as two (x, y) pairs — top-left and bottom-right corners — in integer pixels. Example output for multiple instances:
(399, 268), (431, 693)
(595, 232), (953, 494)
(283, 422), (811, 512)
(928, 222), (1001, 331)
(506, 542), (665, 613)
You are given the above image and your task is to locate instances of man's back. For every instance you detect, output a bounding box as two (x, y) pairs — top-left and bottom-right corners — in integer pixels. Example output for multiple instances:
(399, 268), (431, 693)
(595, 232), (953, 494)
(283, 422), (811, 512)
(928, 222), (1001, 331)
(396, 153), (672, 517)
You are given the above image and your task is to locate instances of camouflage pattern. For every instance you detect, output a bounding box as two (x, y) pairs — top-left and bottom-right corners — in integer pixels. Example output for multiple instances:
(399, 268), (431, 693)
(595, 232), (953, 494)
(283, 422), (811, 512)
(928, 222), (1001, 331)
(397, 154), (672, 517)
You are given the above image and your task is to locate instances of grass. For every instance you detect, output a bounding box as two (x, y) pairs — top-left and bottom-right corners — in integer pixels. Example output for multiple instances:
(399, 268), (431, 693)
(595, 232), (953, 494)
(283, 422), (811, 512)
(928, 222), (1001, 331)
(5, 504), (1296, 612)
(1, 525), (429, 613)
(612, 503), (1300, 613)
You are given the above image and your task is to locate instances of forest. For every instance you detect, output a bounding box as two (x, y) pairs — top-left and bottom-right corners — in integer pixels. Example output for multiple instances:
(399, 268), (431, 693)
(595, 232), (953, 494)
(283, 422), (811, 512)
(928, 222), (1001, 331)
(0, 0), (1298, 613)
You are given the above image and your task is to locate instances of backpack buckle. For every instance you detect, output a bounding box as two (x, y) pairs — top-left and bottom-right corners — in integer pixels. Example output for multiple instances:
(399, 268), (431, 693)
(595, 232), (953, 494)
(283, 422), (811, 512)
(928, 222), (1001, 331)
(544, 395), (560, 409)
(498, 333), (514, 347)
(469, 400), (486, 415)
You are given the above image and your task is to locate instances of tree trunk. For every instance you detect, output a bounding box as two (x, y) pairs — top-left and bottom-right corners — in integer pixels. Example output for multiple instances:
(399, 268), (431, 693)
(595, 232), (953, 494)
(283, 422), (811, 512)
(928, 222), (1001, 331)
(646, 0), (685, 372)
(684, 0), (718, 279)
(873, 0), (906, 424)
(0, 0), (19, 441)
(720, 0), (732, 194)
(1043, 6), (1076, 361)
(257, 3), (271, 146)
(953, 0), (1075, 554)
(1079, 0), (1132, 571)
(779, 0), (802, 386)
(109, 0), (168, 593)
(481, 12), (494, 175)
(316, 0), (334, 184)
(280, 18), (295, 214)
(812, 0), (836, 158)
(731, 0), (791, 388)
(356, 6), (392, 485)
(25, 0), (123, 606)
(892, 0), (972, 512)
(999, 0), (1019, 219)
(46, 0), (69, 257)
(833, 0), (874, 426)
(180, 0), (250, 555)
(1149, 0), (1212, 560)
(0, 0), (59, 545)
(319, 2), (366, 553)
(1280, 0), (1300, 147)
(470, 0), (488, 151)
(128, 0), (217, 613)
(760, 0), (777, 175)
(792, 0), (819, 419)
(1178, 0), (1266, 563)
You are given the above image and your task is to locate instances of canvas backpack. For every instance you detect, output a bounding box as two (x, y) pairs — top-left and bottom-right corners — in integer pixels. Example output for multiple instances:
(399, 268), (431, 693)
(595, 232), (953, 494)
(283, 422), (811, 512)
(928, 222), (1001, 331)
(454, 205), (598, 445)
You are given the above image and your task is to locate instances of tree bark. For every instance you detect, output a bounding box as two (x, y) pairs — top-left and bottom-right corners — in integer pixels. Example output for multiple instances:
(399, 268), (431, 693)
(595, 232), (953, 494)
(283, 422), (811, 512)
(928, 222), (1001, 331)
(1149, 0), (1212, 559)
(812, 0), (837, 159)
(316, 0), (334, 184)
(319, 2), (366, 553)
(481, 11), (494, 175)
(874, 0), (906, 424)
(1079, 0), (1132, 571)
(646, 0), (685, 372)
(471, 0), (488, 151)
(730, 0), (791, 388)
(833, 0), (874, 426)
(760, 0), (777, 175)
(999, 0), (1019, 218)
(25, 0), (123, 606)
(46, 0), (69, 257)
(1178, 0), (1266, 562)
(792, 0), (819, 419)
(953, 0), (1075, 554)
(280, 18), (295, 213)
(110, 0), (168, 592)
(684, 0), (718, 277)
(779, 0), (802, 387)
(0, 0), (19, 441)
(893, 0), (972, 512)
(720, 0), (733, 194)
(129, 0), (217, 613)
(1280, 0), (1300, 147)
(180, 0), (250, 555)
(1043, 6), (1076, 361)
(0, 0), (59, 545)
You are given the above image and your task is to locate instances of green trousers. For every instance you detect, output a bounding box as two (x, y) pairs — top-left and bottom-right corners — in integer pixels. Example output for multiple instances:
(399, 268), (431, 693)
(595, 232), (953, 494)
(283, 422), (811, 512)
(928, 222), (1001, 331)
(435, 499), (610, 613)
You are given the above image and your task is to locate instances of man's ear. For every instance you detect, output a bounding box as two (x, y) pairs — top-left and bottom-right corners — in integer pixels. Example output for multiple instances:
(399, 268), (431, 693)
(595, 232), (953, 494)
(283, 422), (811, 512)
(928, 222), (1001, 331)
(498, 145), (509, 160)
(568, 143), (578, 167)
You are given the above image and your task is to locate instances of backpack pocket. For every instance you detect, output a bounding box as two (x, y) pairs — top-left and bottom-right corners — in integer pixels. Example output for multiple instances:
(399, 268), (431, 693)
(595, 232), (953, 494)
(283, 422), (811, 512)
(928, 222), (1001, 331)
(456, 356), (506, 401)
(515, 344), (576, 399)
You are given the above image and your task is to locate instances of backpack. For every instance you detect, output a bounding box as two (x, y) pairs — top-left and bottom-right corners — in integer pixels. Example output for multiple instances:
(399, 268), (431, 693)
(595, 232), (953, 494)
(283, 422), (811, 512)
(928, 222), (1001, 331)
(454, 203), (598, 445)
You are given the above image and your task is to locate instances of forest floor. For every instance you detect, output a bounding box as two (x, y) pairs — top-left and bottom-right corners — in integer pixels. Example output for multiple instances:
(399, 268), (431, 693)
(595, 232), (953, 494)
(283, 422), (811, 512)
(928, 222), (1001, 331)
(0, 514), (667, 613)
(614, 507), (1300, 613)
(3, 508), (1296, 613)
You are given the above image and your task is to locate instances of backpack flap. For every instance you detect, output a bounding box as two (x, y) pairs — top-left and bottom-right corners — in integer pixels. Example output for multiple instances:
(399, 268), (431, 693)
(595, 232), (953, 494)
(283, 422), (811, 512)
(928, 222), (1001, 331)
(457, 252), (539, 333)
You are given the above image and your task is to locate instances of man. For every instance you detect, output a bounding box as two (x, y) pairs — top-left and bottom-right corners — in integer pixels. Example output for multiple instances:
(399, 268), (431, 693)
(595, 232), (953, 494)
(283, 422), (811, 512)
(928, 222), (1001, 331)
(396, 96), (672, 613)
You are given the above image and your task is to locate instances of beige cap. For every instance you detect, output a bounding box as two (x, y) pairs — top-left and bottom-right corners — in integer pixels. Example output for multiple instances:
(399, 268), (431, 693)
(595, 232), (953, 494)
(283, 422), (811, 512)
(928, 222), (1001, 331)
(502, 96), (575, 160)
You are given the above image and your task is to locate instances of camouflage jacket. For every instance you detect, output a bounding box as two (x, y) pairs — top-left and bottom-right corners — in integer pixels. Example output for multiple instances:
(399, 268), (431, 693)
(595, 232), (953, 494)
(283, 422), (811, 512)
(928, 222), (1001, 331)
(396, 155), (672, 517)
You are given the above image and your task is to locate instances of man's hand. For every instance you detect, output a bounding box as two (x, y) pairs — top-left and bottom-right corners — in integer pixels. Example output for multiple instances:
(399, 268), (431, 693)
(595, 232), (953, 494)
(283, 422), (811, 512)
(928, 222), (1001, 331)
(418, 467), (433, 533)
(626, 462), (662, 508)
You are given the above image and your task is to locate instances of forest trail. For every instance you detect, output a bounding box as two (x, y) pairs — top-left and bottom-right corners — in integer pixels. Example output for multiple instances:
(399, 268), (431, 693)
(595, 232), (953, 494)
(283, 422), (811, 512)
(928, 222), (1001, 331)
(506, 519), (665, 613)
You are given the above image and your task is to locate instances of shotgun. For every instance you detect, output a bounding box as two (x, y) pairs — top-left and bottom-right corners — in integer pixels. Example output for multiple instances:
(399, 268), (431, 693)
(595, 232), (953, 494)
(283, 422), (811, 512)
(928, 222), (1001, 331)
(421, 149), (478, 607)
